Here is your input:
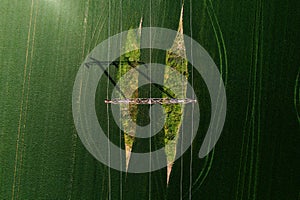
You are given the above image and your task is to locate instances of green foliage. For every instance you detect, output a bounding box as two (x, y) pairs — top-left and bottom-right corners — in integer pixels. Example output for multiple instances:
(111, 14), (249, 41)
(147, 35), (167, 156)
(163, 29), (188, 163)
(116, 28), (141, 149)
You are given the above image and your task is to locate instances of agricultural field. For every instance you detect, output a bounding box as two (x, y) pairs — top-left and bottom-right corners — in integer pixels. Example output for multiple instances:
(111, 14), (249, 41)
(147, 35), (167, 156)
(1, 0), (299, 199)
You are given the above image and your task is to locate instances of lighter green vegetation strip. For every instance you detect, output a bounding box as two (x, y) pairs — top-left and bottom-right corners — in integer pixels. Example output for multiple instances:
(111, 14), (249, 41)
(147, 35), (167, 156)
(116, 28), (140, 155)
(163, 10), (188, 166)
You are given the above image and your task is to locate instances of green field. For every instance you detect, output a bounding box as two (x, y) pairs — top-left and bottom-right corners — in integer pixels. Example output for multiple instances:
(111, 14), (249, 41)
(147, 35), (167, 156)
(1, 0), (299, 199)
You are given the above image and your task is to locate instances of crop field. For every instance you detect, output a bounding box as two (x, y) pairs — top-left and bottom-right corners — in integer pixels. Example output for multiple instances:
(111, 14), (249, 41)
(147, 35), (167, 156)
(0, 0), (299, 199)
